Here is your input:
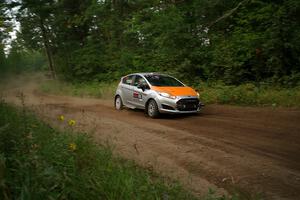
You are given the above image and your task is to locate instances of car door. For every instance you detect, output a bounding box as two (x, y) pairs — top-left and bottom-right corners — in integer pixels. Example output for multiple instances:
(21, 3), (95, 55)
(131, 75), (150, 108)
(120, 75), (135, 105)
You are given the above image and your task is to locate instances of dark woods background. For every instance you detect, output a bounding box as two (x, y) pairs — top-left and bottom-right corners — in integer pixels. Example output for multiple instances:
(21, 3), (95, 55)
(1, 0), (300, 86)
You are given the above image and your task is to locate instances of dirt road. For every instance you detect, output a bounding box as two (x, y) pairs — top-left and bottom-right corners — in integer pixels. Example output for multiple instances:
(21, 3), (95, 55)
(2, 77), (300, 200)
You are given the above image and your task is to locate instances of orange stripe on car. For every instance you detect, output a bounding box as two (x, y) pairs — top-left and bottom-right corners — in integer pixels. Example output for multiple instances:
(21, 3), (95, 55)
(151, 86), (197, 96)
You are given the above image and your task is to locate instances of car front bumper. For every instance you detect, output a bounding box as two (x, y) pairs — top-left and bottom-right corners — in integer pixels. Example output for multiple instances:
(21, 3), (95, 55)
(156, 95), (204, 114)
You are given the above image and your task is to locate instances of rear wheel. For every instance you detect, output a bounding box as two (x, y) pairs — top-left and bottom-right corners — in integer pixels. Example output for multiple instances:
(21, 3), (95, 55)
(147, 99), (159, 118)
(115, 96), (123, 110)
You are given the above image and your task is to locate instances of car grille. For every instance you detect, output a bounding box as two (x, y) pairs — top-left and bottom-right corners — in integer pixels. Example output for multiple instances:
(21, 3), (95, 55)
(176, 98), (199, 111)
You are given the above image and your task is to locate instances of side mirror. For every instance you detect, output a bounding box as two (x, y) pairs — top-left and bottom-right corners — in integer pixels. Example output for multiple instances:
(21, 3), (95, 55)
(137, 83), (148, 91)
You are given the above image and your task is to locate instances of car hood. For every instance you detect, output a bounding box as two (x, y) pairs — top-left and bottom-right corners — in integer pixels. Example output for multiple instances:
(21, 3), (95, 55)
(151, 86), (198, 97)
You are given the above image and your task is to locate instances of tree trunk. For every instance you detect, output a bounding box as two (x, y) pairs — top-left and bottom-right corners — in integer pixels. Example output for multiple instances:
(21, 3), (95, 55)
(39, 17), (56, 79)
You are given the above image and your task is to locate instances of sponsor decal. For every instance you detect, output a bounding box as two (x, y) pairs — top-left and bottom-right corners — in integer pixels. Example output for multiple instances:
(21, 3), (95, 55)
(133, 92), (142, 99)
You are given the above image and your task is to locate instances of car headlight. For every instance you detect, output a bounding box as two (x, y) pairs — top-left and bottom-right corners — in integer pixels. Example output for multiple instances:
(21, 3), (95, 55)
(158, 92), (177, 99)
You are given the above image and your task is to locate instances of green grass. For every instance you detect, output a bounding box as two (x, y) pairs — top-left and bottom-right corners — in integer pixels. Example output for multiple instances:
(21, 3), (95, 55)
(0, 100), (237, 200)
(40, 79), (300, 108)
(40, 79), (118, 99)
(196, 82), (300, 108)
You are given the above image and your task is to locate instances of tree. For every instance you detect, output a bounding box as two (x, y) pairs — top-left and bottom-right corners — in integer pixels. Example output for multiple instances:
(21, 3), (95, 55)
(15, 0), (57, 78)
(0, 0), (9, 74)
(4, 0), (300, 86)
(0, 0), (7, 41)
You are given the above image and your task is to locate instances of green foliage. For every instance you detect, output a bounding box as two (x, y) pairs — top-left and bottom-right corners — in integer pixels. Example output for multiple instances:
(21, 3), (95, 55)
(0, 49), (46, 76)
(208, 0), (300, 85)
(3, 0), (300, 86)
(40, 78), (300, 108)
(0, 44), (6, 72)
(198, 82), (300, 107)
(53, 0), (300, 86)
(0, 101), (201, 200)
(0, 0), (10, 42)
(40, 79), (118, 99)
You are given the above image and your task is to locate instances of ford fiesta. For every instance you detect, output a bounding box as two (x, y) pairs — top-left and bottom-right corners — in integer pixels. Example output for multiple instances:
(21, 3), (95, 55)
(114, 73), (204, 118)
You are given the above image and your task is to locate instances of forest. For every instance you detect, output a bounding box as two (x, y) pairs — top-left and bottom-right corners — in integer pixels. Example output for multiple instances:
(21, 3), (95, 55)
(1, 0), (300, 86)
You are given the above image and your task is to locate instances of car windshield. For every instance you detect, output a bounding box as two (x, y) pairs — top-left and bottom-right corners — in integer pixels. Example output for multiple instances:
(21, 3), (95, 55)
(144, 75), (184, 87)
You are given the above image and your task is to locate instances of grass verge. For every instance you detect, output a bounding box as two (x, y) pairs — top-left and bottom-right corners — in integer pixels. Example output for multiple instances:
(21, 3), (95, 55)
(0, 100), (236, 200)
(40, 79), (300, 108)
(40, 79), (118, 99)
(197, 82), (300, 108)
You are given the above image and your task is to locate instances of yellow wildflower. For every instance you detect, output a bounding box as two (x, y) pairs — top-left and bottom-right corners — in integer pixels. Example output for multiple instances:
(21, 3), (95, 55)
(58, 115), (65, 121)
(69, 143), (77, 151)
(68, 119), (76, 126)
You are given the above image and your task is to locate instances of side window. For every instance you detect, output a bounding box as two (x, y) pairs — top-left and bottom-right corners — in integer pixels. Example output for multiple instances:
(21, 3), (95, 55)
(133, 75), (147, 87)
(122, 75), (134, 85)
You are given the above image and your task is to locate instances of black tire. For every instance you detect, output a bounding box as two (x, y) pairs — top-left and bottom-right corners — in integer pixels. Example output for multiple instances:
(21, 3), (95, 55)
(115, 96), (123, 110)
(147, 99), (159, 118)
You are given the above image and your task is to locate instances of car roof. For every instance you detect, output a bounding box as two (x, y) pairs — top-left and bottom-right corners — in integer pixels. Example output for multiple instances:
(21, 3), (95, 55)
(125, 72), (169, 77)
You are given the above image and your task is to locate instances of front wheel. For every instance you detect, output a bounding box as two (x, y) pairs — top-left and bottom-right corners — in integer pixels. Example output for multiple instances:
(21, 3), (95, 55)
(147, 99), (159, 118)
(115, 96), (123, 110)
